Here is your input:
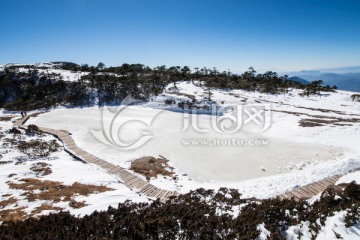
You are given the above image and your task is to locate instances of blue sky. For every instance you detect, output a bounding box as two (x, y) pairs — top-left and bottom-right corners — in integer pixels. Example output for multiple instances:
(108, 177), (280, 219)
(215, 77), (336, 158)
(1, 0), (359, 73)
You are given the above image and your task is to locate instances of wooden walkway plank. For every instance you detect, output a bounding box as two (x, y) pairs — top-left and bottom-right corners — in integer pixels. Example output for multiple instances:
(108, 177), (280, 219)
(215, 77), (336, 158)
(301, 187), (318, 196)
(278, 175), (346, 201)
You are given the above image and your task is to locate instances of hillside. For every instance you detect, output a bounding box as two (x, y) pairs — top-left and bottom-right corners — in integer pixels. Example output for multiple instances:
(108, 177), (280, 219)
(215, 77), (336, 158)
(290, 71), (360, 92)
(1, 62), (360, 239)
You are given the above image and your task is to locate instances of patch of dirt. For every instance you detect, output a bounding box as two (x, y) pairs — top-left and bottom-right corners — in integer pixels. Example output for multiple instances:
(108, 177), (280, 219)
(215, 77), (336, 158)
(30, 162), (52, 176)
(8, 178), (113, 203)
(130, 156), (174, 180)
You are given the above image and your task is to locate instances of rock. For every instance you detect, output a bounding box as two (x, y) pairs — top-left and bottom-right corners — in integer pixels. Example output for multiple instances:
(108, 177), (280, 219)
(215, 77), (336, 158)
(130, 156), (173, 179)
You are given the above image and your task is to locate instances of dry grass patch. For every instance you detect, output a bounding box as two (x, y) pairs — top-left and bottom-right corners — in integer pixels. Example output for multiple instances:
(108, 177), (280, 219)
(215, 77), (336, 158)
(30, 204), (63, 216)
(1, 178), (113, 221)
(0, 207), (27, 222)
(299, 117), (359, 127)
(69, 200), (88, 209)
(1, 194), (12, 198)
(30, 162), (52, 176)
(8, 178), (113, 204)
(272, 109), (360, 127)
(0, 196), (27, 222)
(0, 197), (18, 209)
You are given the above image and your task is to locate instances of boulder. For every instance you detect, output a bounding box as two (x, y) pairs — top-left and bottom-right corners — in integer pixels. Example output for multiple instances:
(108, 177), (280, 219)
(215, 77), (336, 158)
(130, 156), (173, 179)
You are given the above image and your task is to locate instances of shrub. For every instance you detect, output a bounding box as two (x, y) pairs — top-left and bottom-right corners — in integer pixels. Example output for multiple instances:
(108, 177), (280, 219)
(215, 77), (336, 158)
(25, 124), (41, 136)
(1, 184), (360, 239)
(351, 94), (360, 102)
(17, 140), (60, 157)
(30, 162), (52, 176)
(6, 127), (21, 135)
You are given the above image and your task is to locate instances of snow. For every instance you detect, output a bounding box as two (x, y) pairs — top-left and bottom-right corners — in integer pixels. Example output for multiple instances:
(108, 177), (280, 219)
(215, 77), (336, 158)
(337, 171), (360, 184)
(0, 62), (88, 82)
(256, 223), (271, 240)
(23, 81), (360, 199)
(2, 79), (360, 232)
(0, 119), (148, 218)
(17, 67), (88, 82)
(316, 211), (360, 240)
(285, 221), (313, 239)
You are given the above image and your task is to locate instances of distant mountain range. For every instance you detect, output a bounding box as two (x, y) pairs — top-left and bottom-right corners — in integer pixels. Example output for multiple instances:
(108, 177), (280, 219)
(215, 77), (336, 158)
(287, 67), (360, 92)
(289, 76), (309, 85)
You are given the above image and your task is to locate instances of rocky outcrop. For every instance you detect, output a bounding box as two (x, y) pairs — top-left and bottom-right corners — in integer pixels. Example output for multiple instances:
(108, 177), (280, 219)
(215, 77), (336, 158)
(130, 156), (174, 180)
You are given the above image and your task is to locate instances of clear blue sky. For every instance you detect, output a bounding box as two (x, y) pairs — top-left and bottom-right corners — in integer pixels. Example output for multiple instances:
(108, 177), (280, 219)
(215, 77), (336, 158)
(1, 0), (359, 72)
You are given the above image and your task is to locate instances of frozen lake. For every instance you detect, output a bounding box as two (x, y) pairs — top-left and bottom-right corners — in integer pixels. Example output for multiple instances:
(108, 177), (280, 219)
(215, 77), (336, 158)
(29, 107), (341, 182)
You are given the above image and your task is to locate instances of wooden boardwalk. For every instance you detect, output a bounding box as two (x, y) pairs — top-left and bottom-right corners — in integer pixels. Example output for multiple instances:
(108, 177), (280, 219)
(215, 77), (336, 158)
(14, 114), (178, 201)
(12, 114), (345, 202)
(278, 175), (342, 201)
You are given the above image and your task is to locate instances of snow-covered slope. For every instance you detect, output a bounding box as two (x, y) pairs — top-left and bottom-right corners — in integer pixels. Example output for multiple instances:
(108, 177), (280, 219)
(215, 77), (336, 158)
(0, 62), (88, 82)
(0, 118), (148, 221)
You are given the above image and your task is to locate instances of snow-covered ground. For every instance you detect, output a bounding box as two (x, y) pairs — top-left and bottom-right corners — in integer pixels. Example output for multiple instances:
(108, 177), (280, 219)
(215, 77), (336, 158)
(24, 81), (360, 199)
(0, 62), (88, 82)
(2, 79), (360, 238)
(0, 118), (148, 220)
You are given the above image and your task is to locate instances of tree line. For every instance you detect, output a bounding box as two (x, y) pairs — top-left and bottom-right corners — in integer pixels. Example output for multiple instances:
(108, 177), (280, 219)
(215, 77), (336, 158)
(0, 62), (336, 111)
